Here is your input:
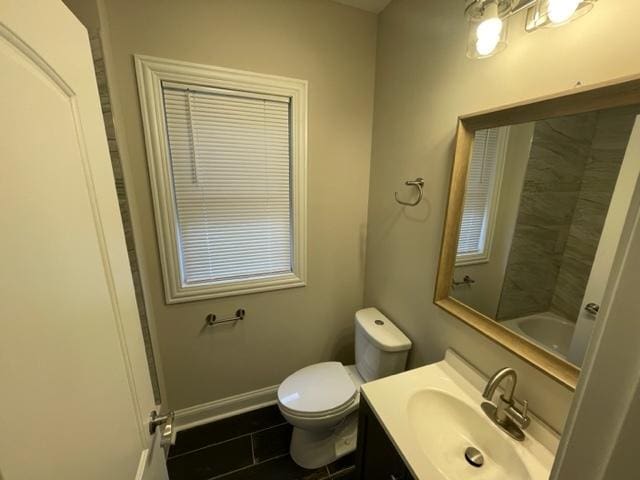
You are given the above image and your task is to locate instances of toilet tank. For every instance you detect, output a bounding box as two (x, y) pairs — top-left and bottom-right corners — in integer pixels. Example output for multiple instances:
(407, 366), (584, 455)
(355, 308), (412, 382)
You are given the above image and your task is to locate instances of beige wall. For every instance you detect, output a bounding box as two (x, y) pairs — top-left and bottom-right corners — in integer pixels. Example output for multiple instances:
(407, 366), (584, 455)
(96, 0), (378, 410)
(365, 0), (640, 432)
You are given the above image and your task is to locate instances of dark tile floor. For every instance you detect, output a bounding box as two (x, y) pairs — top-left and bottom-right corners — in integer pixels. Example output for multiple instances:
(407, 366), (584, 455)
(168, 405), (356, 480)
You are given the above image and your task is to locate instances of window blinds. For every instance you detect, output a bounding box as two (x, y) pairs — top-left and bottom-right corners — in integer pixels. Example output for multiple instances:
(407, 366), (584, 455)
(457, 127), (500, 258)
(162, 82), (293, 285)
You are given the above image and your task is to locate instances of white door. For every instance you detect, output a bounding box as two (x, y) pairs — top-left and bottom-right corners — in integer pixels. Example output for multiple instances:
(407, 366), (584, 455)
(568, 115), (640, 365)
(0, 1), (169, 479)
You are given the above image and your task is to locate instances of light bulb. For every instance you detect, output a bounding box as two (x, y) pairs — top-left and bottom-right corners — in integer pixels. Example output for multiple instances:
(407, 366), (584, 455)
(476, 35), (500, 56)
(475, 16), (502, 56)
(477, 17), (503, 39)
(548, 0), (581, 24)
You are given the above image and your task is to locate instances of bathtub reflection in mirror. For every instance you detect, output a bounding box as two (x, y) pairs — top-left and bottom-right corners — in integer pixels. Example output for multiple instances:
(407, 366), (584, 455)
(450, 105), (640, 367)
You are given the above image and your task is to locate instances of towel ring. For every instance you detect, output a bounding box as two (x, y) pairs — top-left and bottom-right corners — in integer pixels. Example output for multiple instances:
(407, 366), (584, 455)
(395, 178), (424, 206)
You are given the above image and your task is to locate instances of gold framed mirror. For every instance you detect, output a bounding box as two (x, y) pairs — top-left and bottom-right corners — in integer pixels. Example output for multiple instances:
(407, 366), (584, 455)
(434, 75), (640, 390)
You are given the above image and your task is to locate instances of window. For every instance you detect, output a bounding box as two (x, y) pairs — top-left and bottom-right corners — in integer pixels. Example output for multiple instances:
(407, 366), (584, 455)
(135, 56), (307, 303)
(456, 127), (508, 265)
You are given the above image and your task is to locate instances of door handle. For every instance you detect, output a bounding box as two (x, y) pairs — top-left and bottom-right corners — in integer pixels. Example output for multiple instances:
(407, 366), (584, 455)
(149, 409), (175, 435)
(584, 303), (600, 315)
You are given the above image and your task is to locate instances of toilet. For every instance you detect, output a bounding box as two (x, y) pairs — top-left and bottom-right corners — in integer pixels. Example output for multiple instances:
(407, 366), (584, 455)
(277, 307), (412, 469)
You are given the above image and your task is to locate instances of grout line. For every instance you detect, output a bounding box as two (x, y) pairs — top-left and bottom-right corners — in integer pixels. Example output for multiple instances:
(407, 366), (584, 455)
(208, 453), (290, 479)
(250, 433), (256, 464)
(324, 465), (356, 479)
(251, 421), (288, 436)
(168, 433), (251, 460)
(255, 452), (289, 467)
(168, 421), (287, 459)
(205, 450), (355, 480)
(332, 464), (356, 474)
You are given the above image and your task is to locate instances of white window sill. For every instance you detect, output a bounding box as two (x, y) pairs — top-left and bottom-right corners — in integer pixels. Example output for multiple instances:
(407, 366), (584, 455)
(455, 254), (490, 267)
(166, 272), (306, 304)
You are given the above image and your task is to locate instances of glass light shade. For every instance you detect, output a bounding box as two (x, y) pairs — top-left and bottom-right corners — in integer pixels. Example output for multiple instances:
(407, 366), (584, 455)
(527, 0), (596, 30)
(466, 3), (508, 59)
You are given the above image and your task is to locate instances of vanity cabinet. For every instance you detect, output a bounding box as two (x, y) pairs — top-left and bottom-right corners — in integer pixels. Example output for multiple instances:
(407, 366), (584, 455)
(355, 397), (413, 480)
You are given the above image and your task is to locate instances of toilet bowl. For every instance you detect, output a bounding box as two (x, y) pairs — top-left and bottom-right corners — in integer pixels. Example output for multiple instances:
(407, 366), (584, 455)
(277, 307), (412, 469)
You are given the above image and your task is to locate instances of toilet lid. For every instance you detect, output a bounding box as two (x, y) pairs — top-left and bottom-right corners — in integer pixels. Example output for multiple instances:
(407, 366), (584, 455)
(278, 362), (357, 415)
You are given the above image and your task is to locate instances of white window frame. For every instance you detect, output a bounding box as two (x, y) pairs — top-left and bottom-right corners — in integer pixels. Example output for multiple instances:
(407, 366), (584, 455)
(456, 127), (509, 267)
(135, 55), (307, 303)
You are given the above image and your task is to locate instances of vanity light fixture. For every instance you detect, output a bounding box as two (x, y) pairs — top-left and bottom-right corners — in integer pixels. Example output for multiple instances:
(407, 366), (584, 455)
(465, 0), (598, 59)
(466, 0), (510, 59)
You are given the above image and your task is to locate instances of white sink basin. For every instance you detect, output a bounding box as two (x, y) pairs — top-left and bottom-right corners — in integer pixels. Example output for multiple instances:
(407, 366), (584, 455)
(408, 389), (530, 479)
(361, 350), (558, 480)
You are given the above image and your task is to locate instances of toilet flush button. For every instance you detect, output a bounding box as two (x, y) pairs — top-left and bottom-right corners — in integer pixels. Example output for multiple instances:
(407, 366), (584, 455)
(374, 319), (384, 325)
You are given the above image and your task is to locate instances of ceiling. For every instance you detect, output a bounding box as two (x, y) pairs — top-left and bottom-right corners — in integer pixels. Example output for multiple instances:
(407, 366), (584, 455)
(332, 0), (393, 13)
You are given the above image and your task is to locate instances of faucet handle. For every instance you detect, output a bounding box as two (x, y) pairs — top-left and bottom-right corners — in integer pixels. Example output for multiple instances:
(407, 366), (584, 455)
(508, 399), (531, 430)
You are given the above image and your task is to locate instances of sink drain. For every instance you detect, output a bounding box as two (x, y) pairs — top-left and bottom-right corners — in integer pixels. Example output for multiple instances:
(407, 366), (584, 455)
(464, 447), (484, 468)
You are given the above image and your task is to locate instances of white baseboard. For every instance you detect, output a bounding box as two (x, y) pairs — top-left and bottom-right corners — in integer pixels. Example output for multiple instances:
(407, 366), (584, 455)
(173, 385), (279, 433)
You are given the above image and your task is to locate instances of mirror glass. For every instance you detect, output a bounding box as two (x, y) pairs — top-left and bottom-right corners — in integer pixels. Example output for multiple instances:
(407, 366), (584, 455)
(450, 104), (640, 367)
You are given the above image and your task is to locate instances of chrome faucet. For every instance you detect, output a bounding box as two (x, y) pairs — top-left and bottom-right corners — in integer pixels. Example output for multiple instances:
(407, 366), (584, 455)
(481, 367), (530, 441)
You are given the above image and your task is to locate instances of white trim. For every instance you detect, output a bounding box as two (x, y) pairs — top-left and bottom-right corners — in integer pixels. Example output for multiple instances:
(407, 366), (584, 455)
(134, 449), (149, 480)
(174, 385), (280, 433)
(134, 55), (308, 303)
(456, 126), (510, 267)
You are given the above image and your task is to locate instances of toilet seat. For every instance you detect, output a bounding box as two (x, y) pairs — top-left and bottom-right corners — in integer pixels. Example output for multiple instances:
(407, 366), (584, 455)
(278, 362), (357, 417)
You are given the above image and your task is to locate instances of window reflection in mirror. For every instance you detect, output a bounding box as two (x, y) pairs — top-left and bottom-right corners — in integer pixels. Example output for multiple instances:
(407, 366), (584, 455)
(450, 105), (640, 367)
